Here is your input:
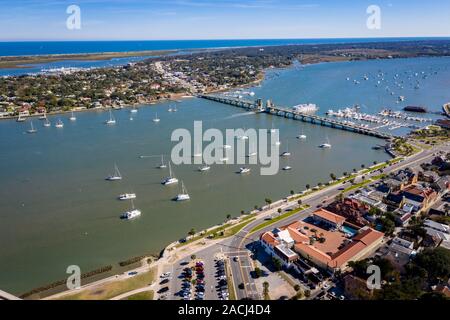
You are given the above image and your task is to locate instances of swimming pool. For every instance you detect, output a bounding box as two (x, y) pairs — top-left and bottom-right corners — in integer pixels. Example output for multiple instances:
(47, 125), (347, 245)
(342, 225), (358, 236)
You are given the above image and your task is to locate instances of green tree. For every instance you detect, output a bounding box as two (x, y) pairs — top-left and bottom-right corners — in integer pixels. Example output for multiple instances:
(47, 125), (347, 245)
(188, 228), (196, 236)
(414, 247), (450, 280)
(254, 267), (263, 278)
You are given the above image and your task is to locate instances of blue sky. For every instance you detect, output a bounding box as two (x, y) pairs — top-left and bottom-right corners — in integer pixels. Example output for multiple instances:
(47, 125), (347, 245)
(0, 0), (449, 41)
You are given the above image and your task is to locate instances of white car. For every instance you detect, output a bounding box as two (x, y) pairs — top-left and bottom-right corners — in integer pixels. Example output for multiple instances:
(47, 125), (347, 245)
(160, 272), (171, 278)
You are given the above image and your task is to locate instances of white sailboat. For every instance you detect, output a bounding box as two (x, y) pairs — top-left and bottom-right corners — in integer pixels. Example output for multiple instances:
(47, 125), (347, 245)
(153, 112), (160, 122)
(105, 110), (116, 125)
(43, 118), (51, 127)
(280, 141), (291, 157)
(158, 155), (167, 169)
(198, 160), (211, 172)
(162, 162), (178, 185)
(193, 146), (202, 157)
(239, 167), (251, 174)
(69, 110), (76, 121)
(297, 128), (307, 139)
(130, 108), (138, 113)
(121, 199), (141, 220)
(175, 181), (190, 201)
(39, 112), (47, 120)
(27, 121), (37, 134)
(106, 164), (122, 181)
(319, 137), (332, 149)
(55, 119), (64, 128)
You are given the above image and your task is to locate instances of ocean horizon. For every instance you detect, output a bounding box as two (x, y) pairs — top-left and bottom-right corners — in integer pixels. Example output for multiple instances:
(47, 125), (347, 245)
(2, 37), (450, 57)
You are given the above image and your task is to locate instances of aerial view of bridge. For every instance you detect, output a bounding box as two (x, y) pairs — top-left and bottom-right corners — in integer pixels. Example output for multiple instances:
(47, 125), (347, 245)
(198, 94), (396, 140)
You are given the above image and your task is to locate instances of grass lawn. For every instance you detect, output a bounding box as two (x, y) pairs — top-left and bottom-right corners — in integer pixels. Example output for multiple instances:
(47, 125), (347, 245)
(58, 266), (157, 300)
(249, 206), (309, 234)
(176, 214), (257, 247)
(123, 291), (154, 300)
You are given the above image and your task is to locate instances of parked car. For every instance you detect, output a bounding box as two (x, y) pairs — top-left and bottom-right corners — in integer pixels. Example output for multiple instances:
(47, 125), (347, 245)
(160, 272), (171, 278)
(158, 287), (169, 293)
(159, 278), (170, 285)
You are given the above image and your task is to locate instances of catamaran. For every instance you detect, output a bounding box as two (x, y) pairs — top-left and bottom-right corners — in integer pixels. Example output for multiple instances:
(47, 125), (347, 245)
(175, 181), (190, 201)
(162, 162), (178, 185)
(105, 110), (116, 125)
(158, 155), (167, 169)
(55, 119), (64, 128)
(121, 199), (141, 220)
(153, 112), (160, 122)
(69, 111), (76, 121)
(106, 164), (122, 181)
(27, 121), (37, 134)
(118, 193), (136, 201)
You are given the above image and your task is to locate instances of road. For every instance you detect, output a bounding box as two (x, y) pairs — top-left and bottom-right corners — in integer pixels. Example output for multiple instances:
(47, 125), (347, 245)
(223, 143), (449, 300)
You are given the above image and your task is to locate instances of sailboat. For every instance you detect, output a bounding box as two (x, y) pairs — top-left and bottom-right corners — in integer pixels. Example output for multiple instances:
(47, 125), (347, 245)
(161, 162), (178, 185)
(39, 112), (47, 120)
(55, 119), (64, 128)
(270, 122), (276, 133)
(27, 121), (37, 134)
(283, 155), (292, 171)
(69, 110), (76, 121)
(198, 160), (211, 172)
(319, 137), (332, 149)
(130, 107), (138, 113)
(193, 146), (202, 157)
(158, 155), (167, 169)
(280, 141), (291, 157)
(175, 181), (190, 201)
(43, 118), (51, 127)
(239, 167), (251, 174)
(106, 164), (122, 181)
(121, 199), (141, 220)
(153, 112), (160, 123)
(105, 110), (116, 125)
(297, 128), (307, 139)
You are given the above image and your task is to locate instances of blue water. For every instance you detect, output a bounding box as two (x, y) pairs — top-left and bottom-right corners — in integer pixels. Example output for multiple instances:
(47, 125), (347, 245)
(2, 38), (449, 57)
(342, 225), (358, 236)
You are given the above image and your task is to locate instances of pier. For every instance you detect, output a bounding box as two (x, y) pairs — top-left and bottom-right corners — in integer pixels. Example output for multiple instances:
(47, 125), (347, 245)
(198, 94), (396, 140)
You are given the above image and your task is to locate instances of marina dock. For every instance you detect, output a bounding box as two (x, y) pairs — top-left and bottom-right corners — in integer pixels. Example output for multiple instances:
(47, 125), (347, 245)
(198, 94), (397, 140)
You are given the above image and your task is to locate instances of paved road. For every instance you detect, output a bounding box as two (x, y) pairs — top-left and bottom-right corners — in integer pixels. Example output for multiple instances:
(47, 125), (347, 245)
(224, 144), (450, 300)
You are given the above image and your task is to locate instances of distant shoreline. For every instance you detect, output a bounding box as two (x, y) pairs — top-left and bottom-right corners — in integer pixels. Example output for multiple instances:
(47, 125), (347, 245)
(0, 49), (177, 69)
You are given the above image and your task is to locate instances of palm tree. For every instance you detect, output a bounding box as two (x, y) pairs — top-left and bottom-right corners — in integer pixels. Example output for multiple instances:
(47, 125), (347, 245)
(306, 184), (311, 190)
(277, 208), (282, 216)
(361, 164), (365, 169)
(188, 228), (196, 236)
(330, 173), (336, 181)
(226, 214), (231, 220)
(265, 198), (272, 208)
(343, 172), (348, 177)
(290, 190), (295, 196)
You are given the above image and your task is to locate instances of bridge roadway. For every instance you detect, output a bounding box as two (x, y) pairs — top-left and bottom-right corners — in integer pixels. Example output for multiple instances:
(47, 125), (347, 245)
(198, 94), (396, 140)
